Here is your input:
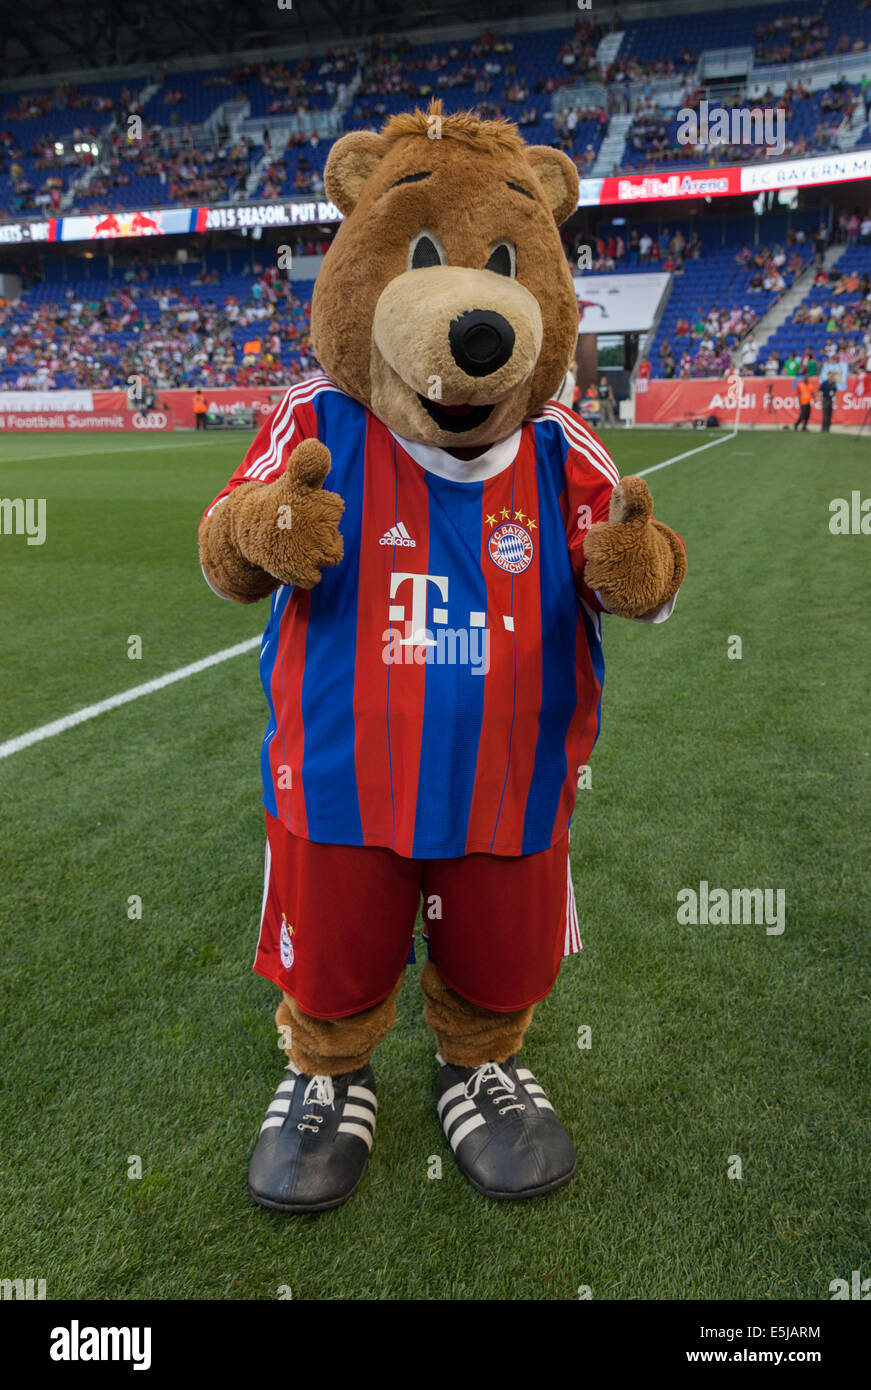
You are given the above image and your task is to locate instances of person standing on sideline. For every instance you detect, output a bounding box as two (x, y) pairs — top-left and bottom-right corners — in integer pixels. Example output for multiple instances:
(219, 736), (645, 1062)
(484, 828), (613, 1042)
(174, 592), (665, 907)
(819, 369), (837, 432)
(597, 375), (618, 425)
(793, 374), (814, 431)
(193, 389), (208, 430)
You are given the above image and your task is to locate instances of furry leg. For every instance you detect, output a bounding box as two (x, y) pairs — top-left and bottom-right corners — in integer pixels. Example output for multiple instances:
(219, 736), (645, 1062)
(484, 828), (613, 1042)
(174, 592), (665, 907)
(420, 961), (534, 1066)
(276, 978), (402, 1076)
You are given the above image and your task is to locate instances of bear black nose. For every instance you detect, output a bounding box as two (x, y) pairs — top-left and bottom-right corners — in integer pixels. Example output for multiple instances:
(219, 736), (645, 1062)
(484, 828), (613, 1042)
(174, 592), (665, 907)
(449, 310), (515, 377)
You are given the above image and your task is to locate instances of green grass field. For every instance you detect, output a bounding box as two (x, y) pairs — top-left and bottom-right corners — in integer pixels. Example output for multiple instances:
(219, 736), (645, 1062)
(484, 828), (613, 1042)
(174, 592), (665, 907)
(1, 426), (869, 1301)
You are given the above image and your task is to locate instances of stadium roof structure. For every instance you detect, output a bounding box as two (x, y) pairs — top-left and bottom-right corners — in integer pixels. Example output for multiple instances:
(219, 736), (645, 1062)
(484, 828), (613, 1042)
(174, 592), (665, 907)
(0, 0), (569, 81)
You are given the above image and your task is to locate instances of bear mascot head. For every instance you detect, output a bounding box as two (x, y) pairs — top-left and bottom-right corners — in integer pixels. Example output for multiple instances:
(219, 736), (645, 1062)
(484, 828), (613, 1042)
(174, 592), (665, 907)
(311, 99), (580, 453)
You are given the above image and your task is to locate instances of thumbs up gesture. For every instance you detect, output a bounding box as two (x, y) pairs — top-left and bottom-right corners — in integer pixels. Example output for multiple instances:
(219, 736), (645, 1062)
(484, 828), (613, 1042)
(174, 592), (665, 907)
(199, 439), (345, 602)
(582, 476), (687, 619)
(242, 439), (345, 590)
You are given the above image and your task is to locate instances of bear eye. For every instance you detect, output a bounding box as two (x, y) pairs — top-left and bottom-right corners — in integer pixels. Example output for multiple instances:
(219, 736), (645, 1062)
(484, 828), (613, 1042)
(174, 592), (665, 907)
(484, 242), (516, 278)
(409, 231), (446, 270)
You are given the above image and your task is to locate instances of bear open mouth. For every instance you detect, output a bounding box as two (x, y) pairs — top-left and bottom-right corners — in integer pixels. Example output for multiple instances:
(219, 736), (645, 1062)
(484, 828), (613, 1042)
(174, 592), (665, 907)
(417, 395), (494, 433)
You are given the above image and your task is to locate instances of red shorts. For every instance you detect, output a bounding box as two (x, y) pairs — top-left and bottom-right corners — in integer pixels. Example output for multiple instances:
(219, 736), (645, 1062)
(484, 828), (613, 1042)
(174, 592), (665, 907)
(254, 812), (581, 1019)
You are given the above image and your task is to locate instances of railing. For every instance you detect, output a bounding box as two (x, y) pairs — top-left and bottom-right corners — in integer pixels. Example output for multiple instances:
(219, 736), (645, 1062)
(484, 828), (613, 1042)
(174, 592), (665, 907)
(749, 50), (871, 93)
(240, 109), (342, 141)
(700, 47), (754, 80)
(552, 84), (608, 113)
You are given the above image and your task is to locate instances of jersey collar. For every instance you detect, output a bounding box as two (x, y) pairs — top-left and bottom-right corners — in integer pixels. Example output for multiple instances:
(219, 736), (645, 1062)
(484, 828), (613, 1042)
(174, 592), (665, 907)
(389, 426), (523, 483)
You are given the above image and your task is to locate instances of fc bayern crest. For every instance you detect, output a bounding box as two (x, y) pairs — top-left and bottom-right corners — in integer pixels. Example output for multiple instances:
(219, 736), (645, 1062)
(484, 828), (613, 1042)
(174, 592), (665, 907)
(280, 917), (294, 970)
(488, 521), (534, 574)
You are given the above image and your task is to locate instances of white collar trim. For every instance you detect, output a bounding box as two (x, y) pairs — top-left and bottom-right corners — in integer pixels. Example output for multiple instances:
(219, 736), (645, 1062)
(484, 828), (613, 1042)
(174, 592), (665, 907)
(389, 426), (522, 483)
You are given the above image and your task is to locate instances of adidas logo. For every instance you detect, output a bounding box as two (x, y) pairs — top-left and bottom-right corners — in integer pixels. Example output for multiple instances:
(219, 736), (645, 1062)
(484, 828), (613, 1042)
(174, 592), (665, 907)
(379, 521), (416, 547)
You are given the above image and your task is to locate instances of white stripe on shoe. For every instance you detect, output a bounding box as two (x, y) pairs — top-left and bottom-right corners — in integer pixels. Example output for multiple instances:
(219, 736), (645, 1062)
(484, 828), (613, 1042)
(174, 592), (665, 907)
(442, 1098), (477, 1135)
(265, 1098), (292, 1117)
(343, 1103), (376, 1128)
(515, 1069), (555, 1111)
(448, 1113), (486, 1153)
(338, 1121), (374, 1149)
(437, 1082), (466, 1118)
(259, 1115), (285, 1134)
(348, 1085), (378, 1110)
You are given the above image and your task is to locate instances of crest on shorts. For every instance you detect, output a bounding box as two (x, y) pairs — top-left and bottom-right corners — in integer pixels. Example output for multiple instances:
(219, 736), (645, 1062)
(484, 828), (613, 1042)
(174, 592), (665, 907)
(488, 520), (534, 574)
(280, 914), (294, 970)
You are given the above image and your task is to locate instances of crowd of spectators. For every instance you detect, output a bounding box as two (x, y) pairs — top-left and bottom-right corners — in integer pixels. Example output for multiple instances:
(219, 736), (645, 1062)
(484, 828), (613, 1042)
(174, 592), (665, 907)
(0, 262), (316, 390)
(257, 131), (330, 198)
(153, 55), (344, 115)
(552, 103), (609, 170)
(625, 78), (864, 175)
(351, 20), (611, 114)
(755, 331), (871, 377)
(733, 239), (806, 293)
(3, 83), (116, 122)
(570, 223), (704, 272)
(753, 7), (871, 64)
(754, 10), (832, 64)
(660, 303), (759, 379)
(72, 125), (257, 215)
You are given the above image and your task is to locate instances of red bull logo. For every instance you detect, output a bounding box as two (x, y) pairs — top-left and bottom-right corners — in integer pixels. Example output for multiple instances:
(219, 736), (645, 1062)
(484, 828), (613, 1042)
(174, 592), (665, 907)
(90, 210), (163, 239)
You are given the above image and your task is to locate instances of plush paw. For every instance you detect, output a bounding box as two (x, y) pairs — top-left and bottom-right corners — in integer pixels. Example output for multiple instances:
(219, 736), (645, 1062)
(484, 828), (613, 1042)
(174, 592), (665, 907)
(583, 475), (686, 618)
(236, 438), (345, 590)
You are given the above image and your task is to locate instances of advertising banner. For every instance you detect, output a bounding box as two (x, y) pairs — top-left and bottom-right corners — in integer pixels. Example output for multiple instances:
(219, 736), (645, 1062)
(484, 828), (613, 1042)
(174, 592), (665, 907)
(633, 375), (870, 427)
(0, 387), (295, 430)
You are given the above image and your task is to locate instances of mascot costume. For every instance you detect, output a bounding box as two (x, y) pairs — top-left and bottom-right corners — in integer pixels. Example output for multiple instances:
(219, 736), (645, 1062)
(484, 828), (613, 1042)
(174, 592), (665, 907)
(198, 101), (686, 1210)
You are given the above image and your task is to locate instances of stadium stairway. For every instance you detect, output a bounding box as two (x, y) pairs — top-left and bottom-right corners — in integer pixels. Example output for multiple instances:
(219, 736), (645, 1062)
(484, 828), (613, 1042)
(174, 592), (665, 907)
(244, 144), (278, 199)
(591, 112), (633, 175)
(835, 101), (868, 151)
(749, 242), (850, 355)
(596, 28), (625, 69)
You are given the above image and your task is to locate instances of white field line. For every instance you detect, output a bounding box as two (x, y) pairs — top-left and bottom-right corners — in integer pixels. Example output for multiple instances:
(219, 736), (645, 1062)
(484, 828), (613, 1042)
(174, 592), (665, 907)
(637, 428), (738, 477)
(0, 637), (260, 759)
(2, 428), (737, 760)
(0, 437), (240, 463)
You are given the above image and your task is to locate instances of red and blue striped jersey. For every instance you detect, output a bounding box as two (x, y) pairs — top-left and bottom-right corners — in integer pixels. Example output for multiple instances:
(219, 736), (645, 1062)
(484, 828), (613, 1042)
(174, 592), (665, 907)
(203, 375), (625, 858)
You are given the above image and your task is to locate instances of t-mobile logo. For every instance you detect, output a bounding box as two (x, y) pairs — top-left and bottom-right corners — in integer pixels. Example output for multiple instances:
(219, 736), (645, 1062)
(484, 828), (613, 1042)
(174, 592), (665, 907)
(388, 572), (450, 647)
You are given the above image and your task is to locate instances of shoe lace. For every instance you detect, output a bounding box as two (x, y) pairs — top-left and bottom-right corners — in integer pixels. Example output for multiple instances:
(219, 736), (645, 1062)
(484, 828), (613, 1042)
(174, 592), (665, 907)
(297, 1074), (336, 1133)
(464, 1060), (526, 1116)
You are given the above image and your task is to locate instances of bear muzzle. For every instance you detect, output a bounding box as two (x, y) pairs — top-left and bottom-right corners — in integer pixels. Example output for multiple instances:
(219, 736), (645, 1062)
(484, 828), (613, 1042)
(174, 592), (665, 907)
(372, 265), (543, 411)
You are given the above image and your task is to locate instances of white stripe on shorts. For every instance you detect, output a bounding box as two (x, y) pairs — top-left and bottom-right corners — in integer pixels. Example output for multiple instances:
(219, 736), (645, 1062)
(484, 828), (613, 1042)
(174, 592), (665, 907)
(252, 835), (273, 969)
(564, 852), (582, 956)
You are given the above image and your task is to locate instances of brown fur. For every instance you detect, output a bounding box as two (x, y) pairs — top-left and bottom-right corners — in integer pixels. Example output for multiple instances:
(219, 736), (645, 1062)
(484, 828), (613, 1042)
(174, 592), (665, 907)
(583, 475), (687, 617)
(419, 961), (534, 1066)
(276, 978), (403, 1076)
(198, 438), (344, 601)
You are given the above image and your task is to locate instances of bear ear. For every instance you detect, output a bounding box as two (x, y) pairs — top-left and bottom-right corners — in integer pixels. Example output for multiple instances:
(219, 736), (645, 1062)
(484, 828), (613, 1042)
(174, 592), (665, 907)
(324, 131), (391, 216)
(524, 146), (580, 226)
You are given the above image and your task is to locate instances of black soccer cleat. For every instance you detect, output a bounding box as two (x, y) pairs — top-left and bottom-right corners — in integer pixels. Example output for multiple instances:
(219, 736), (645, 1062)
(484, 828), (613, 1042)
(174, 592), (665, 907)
(248, 1061), (377, 1213)
(436, 1055), (577, 1200)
